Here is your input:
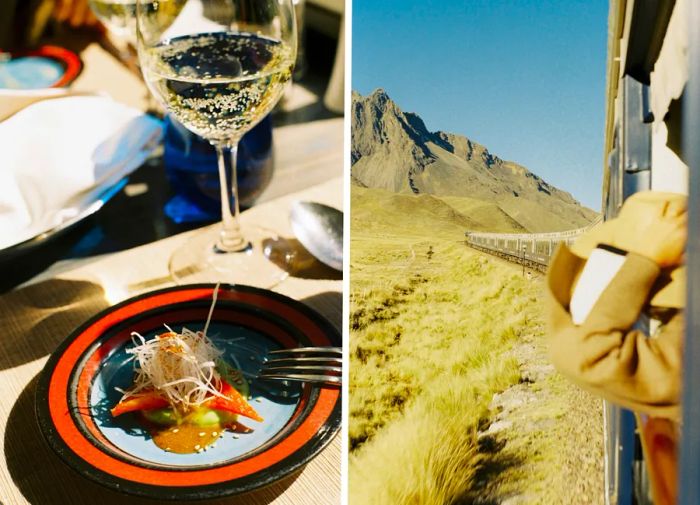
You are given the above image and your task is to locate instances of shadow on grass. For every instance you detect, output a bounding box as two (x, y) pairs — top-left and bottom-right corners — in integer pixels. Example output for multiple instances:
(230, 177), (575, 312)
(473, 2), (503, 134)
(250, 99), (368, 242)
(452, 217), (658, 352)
(454, 434), (527, 505)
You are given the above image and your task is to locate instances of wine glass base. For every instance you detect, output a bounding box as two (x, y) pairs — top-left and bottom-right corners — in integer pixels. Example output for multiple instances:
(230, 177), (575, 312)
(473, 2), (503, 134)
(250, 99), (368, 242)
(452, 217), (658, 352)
(168, 226), (290, 289)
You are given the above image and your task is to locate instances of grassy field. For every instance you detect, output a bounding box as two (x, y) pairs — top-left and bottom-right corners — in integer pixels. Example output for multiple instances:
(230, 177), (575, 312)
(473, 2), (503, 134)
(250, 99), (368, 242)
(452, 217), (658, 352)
(350, 187), (540, 503)
(349, 186), (603, 504)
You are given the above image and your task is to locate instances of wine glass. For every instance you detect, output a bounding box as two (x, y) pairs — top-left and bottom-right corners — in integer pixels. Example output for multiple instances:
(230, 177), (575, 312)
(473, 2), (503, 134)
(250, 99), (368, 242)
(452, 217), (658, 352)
(136, 0), (296, 287)
(88, 0), (138, 46)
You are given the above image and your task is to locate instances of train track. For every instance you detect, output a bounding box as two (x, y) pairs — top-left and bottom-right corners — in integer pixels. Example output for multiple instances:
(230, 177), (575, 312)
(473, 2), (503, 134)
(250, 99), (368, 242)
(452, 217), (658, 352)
(465, 217), (602, 273)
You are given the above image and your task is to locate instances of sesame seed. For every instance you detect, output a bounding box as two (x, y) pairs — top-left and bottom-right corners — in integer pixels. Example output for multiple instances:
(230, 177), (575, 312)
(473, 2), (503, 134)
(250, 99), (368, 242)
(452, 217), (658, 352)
(165, 447), (171, 451)
(194, 444), (201, 450)
(199, 432), (206, 437)
(233, 434), (240, 439)
(172, 428), (179, 433)
(212, 431), (218, 437)
(255, 398), (262, 403)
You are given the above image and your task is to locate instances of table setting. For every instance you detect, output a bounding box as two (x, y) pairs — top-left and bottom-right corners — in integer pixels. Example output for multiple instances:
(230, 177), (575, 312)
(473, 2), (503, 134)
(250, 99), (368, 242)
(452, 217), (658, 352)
(0, 1), (343, 503)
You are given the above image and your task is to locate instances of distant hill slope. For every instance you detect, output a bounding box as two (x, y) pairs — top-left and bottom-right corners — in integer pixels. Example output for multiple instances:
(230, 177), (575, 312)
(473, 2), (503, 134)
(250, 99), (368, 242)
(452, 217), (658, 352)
(352, 186), (529, 238)
(351, 89), (599, 232)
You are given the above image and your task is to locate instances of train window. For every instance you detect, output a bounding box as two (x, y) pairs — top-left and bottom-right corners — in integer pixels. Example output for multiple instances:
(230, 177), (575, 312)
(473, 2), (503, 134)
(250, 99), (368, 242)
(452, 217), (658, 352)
(621, 76), (652, 198)
(608, 125), (623, 218)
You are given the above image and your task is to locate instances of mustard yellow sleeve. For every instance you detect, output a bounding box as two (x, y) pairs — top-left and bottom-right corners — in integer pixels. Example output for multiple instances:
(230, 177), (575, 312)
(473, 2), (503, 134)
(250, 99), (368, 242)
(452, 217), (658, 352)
(546, 244), (681, 419)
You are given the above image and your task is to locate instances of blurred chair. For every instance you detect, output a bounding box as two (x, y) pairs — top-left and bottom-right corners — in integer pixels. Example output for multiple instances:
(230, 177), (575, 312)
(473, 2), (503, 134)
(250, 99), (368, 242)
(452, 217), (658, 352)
(306, 0), (344, 113)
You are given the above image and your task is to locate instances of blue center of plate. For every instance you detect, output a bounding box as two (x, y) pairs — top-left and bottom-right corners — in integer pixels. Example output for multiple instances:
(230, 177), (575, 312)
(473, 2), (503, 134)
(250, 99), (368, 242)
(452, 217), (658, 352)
(89, 320), (301, 468)
(0, 56), (64, 89)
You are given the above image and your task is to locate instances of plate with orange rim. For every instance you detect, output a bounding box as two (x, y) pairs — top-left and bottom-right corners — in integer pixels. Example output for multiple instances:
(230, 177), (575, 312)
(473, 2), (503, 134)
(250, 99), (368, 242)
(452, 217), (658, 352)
(35, 283), (341, 500)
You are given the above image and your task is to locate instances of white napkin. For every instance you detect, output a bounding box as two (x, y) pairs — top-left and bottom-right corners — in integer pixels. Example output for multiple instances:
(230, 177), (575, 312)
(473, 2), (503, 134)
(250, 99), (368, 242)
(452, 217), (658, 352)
(0, 95), (162, 250)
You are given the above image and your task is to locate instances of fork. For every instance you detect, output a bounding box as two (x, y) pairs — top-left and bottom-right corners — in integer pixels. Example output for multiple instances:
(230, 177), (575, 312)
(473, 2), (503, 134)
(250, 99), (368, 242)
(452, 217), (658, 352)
(258, 347), (342, 386)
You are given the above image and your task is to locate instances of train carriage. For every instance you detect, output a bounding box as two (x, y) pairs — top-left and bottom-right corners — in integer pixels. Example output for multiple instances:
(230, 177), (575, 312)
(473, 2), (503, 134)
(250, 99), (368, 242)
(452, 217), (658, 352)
(465, 224), (595, 273)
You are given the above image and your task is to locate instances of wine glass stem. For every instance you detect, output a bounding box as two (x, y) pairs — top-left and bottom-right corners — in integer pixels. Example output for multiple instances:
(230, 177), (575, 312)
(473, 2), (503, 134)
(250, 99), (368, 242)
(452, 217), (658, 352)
(215, 142), (249, 253)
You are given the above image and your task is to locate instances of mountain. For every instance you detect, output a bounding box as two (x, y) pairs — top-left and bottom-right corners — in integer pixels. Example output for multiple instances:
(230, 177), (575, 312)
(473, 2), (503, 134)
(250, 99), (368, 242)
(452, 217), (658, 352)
(351, 89), (599, 232)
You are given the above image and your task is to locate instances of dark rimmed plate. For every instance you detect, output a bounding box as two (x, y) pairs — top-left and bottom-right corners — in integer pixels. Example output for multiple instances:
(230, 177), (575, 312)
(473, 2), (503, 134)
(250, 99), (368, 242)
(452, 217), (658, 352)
(35, 284), (341, 501)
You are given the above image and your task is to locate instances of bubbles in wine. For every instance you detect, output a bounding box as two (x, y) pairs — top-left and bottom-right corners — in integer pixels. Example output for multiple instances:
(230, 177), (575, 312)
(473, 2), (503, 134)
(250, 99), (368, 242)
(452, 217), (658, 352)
(142, 32), (293, 142)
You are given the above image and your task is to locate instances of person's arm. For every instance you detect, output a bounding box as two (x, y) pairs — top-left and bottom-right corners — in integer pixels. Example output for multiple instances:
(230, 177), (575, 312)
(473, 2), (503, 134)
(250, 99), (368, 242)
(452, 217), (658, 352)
(546, 244), (682, 418)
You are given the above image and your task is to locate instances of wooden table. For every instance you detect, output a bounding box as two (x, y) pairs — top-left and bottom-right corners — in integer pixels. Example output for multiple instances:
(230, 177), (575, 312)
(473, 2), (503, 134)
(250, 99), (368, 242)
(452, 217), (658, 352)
(0, 35), (343, 505)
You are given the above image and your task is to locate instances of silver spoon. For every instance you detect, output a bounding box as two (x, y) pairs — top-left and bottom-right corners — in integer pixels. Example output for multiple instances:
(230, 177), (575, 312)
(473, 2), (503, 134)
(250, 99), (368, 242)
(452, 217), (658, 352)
(290, 201), (343, 271)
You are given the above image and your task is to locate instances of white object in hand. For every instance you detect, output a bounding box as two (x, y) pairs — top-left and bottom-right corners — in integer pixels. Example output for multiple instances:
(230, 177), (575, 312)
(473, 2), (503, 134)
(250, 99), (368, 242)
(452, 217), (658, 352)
(570, 247), (627, 325)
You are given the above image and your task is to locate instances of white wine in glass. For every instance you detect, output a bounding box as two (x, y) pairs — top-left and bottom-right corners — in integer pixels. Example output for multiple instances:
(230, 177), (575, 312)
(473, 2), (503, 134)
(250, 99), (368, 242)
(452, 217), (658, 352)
(88, 0), (138, 44)
(137, 0), (297, 287)
(142, 33), (293, 147)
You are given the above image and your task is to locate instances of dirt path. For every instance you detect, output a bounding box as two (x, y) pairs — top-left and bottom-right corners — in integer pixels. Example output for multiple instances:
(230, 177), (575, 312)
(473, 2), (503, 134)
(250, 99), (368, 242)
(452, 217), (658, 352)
(466, 281), (605, 505)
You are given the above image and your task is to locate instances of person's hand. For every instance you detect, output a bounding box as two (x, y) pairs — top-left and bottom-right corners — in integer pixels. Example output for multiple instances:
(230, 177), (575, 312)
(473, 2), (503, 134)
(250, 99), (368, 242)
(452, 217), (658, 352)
(615, 212), (687, 268)
(53, 0), (100, 28)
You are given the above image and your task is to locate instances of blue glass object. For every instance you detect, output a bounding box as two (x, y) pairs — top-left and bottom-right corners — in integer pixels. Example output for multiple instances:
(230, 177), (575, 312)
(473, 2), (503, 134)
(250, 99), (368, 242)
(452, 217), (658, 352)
(163, 115), (274, 224)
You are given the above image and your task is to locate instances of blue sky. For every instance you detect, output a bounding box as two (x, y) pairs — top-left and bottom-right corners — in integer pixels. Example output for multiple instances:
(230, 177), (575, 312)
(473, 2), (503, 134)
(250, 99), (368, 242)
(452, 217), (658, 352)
(352, 0), (608, 209)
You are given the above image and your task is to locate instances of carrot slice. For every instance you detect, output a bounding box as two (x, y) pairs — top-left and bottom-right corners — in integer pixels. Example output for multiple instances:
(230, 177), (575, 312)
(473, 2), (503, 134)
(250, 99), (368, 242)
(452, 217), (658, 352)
(206, 379), (263, 422)
(110, 391), (169, 417)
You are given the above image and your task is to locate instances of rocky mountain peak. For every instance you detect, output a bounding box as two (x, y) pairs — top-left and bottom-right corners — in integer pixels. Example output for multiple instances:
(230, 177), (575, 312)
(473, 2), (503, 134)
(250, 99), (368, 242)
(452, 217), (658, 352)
(369, 87), (390, 102)
(351, 89), (598, 232)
